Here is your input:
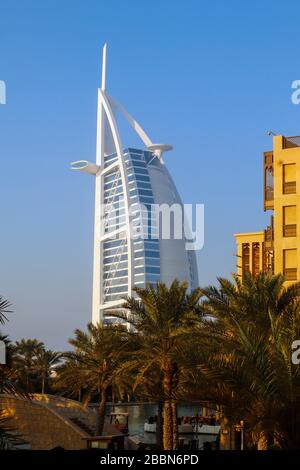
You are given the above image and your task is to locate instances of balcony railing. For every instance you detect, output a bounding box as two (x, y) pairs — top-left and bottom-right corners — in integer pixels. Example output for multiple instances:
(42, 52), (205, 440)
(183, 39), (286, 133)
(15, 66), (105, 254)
(263, 248), (274, 274)
(284, 268), (297, 281)
(283, 224), (297, 237)
(265, 186), (274, 201)
(283, 181), (296, 194)
(264, 216), (274, 247)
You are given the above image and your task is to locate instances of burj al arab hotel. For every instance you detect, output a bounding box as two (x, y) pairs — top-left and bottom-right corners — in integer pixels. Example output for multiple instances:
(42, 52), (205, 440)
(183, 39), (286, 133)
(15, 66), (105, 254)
(71, 45), (199, 323)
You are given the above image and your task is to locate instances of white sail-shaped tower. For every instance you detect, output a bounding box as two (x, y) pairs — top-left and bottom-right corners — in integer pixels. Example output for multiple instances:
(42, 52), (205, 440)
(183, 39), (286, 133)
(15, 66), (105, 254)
(71, 45), (199, 323)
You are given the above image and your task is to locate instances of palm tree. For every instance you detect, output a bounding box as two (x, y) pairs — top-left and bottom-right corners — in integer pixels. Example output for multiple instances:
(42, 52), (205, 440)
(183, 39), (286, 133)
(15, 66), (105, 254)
(0, 295), (12, 372)
(136, 371), (165, 449)
(0, 299), (19, 396)
(55, 323), (129, 435)
(0, 296), (12, 325)
(13, 339), (45, 392)
(192, 272), (300, 449)
(118, 362), (165, 448)
(113, 280), (202, 450)
(0, 297), (27, 449)
(33, 350), (61, 394)
(0, 334), (19, 395)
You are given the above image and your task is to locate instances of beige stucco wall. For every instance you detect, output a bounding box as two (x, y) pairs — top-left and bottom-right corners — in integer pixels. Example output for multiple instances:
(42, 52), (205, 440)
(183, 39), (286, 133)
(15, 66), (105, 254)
(273, 136), (300, 283)
(0, 394), (88, 450)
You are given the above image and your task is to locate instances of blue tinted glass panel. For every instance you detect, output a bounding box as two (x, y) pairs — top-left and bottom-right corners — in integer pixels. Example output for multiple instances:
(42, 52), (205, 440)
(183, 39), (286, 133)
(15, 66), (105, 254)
(135, 175), (150, 182)
(145, 250), (160, 258)
(104, 254), (128, 263)
(129, 168), (149, 176)
(144, 258), (160, 267)
(144, 241), (159, 250)
(140, 196), (154, 203)
(138, 189), (153, 196)
(104, 239), (126, 249)
(108, 286), (128, 294)
(146, 266), (160, 274)
(145, 275), (160, 283)
(136, 181), (152, 189)
(104, 269), (128, 278)
(127, 148), (143, 154)
(135, 266), (145, 274)
(127, 160), (146, 168)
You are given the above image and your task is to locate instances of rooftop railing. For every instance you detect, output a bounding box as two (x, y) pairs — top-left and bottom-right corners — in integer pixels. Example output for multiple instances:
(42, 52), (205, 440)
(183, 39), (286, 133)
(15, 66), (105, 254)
(283, 136), (300, 149)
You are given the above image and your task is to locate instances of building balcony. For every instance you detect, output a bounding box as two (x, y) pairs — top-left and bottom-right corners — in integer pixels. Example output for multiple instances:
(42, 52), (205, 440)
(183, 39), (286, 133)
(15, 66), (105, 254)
(264, 216), (274, 248)
(263, 217), (274, 274)
(264, 151), (274, 211)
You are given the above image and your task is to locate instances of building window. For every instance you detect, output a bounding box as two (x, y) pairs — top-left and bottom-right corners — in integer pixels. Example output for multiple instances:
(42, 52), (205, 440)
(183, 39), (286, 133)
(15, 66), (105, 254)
(252, 243), (260, 277)
(242, 243), (250, 278)
(283, 164), (296, 194)
(283, 206), (297, 237)
(283, 249), (297, 281)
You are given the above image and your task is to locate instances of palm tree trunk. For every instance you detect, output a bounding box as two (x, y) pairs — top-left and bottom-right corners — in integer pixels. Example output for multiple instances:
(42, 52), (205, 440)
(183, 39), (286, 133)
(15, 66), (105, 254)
(96, 387), (107, 435)
(219, 415), (231, 450)
(163, 364), (174, 450)
(257, 431), (272, 450)
(26, 371), (29, 392)
(41, 374), (45, 394)
(163, 399), (173, 450)
(156, 401), (163, 449)
(171, 400), (178, 450)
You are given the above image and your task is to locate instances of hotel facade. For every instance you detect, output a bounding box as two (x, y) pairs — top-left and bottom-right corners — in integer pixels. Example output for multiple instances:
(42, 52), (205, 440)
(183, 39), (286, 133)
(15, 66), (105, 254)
(235, 135), (300, 284)
(71, 45), (199, 323)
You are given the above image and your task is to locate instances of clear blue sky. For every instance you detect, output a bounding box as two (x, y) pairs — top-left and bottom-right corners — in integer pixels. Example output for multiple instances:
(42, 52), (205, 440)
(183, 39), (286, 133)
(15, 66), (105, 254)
(1, 0), (300, 350)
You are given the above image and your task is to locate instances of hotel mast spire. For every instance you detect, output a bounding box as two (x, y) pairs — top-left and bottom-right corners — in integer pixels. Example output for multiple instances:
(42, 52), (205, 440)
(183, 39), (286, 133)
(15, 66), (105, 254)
(101, 43), (107, 92)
